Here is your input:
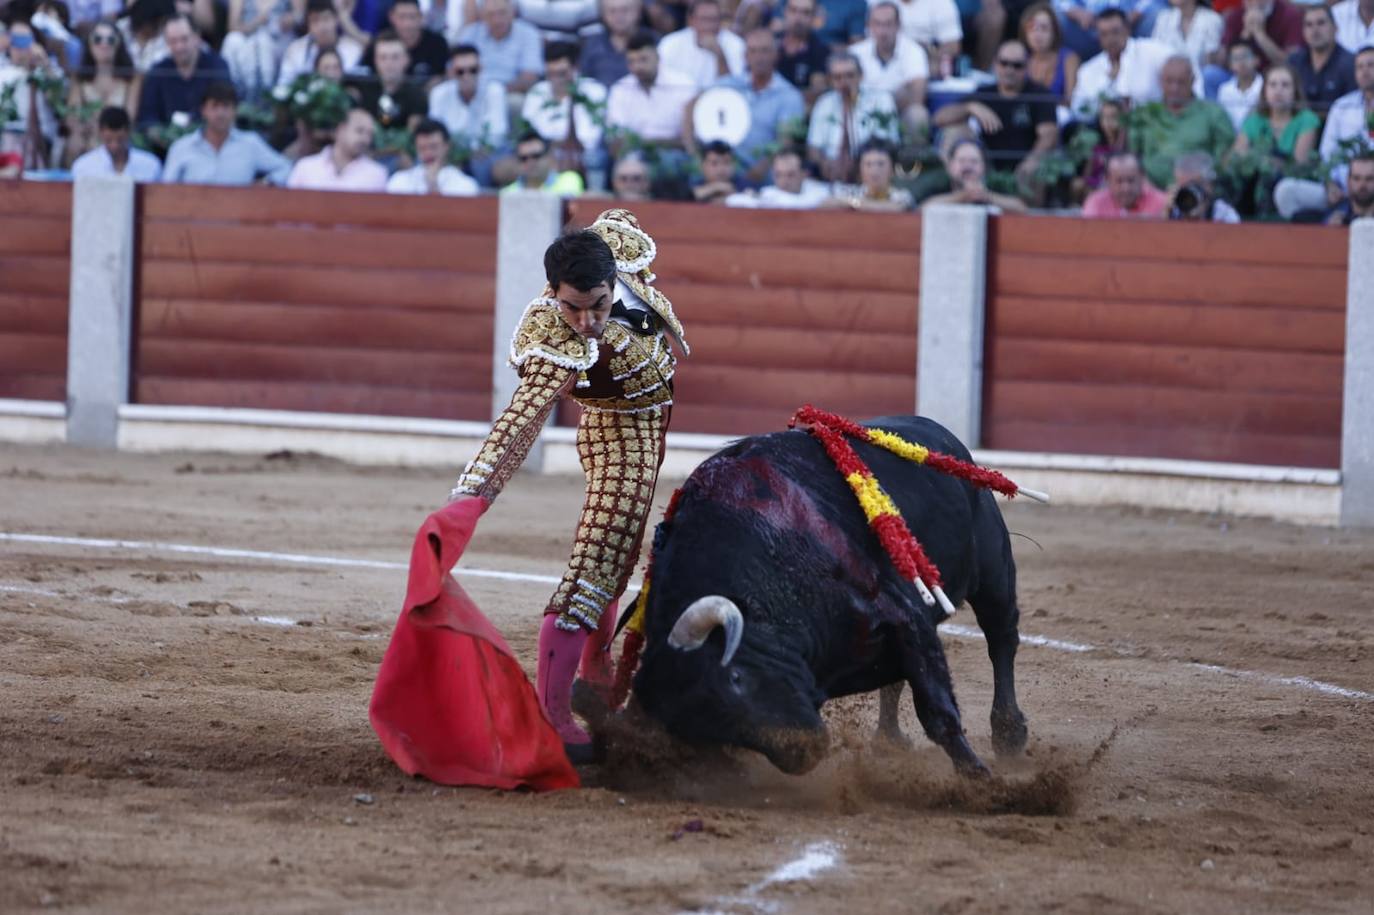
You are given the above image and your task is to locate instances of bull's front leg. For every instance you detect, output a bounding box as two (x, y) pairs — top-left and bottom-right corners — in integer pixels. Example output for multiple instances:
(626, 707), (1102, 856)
(894, 621), (989, 778)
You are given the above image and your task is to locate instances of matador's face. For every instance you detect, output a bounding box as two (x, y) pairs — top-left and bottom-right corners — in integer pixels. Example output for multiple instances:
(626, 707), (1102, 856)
(555, 281), (614, 339)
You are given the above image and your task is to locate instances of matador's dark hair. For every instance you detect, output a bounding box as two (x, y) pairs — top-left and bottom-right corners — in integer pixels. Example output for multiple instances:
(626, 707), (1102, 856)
(544, 230), (616, 293)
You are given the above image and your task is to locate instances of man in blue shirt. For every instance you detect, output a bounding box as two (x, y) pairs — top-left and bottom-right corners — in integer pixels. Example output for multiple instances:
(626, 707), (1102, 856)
(1289, 4), (1357, 116)
(162, 81), (293, 185)
(707, 28), (806, 183)
(814, 0), (868, 47)
(137, 14), (232, 129)
(458, 0), (544, 92)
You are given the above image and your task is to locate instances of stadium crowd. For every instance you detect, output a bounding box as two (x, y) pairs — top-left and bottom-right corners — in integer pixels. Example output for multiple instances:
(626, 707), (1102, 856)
(1, 0), (1371, 221)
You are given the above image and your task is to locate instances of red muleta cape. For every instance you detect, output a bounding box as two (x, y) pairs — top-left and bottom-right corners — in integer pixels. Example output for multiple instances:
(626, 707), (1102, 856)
(368, 498), (580, 790)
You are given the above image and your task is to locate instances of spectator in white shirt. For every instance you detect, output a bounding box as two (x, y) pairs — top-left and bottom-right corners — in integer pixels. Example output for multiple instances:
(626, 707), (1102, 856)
(522, 41), (608, 160)
(727, 147), (830, 207)
(880, 0), (962, 76)
(277, 0), (365, 90)
(386, 118), (481, 194)
(656, 0), (746, 90)
(1217, 40), (1263, 130)
(1071, 8), (1173, 116)
(1151, 0), (1224, 79)
(71, 106), (163, 181)
(807, 50), (900, 182)
(457, 0), (544, 92)
(1331, 0), (1374, 53)
(428, 44), (510, 152)
(852, 2), (930, 132)
(606, 31), (699, 149)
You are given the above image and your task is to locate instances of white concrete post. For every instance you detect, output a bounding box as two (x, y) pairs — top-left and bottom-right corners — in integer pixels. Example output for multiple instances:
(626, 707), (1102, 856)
(66, 176), (137, 448)
(1340, 218), (1374, 527)
(916, 204), (989, 447)
(492, 193), (564, 420)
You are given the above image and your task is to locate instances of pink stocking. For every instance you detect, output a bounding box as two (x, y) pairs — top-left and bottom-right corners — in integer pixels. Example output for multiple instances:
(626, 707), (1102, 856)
(537, 613), (590, 745)
(579, 598), (619, 694)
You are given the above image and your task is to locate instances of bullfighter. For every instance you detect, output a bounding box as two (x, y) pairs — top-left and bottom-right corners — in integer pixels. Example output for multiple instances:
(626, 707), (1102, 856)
(448, 208), (686, 763)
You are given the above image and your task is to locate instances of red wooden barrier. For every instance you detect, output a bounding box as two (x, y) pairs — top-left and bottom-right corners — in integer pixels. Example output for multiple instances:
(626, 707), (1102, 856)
(0, 182), (72, 401)
(983, 216), (1347, 467)
(565, 200), (921, 436)
(135, 186), (498, 421)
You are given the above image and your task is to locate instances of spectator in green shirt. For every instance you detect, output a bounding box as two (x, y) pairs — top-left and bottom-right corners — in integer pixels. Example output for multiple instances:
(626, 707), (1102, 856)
(1130, 55), (1235, 188)
(1230, 62), (1321, 166)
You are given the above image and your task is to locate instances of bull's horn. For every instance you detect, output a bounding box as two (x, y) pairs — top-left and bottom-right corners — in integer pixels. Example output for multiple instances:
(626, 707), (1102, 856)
(668, 596), (744, 667)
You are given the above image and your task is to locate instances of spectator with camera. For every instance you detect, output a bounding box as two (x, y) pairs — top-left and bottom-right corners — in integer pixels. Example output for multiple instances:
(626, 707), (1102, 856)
(1081, 148), (1169, 216)
(163, 80), (293, 184)
(71, 106), (163, 181)
(1167, 150), (1240, 221)
(386, 118), (482, 194)
(1130, 55), (1234, 190)
(1289, 5), (1356, 116)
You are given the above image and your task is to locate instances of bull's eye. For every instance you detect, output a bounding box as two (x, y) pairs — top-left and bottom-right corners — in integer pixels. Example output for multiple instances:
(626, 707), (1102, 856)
(728, 667), (745, 693)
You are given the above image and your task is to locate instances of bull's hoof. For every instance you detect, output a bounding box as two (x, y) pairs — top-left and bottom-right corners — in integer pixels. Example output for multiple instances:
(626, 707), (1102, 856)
(955, 756), (993, 780)
(571, 678), (613, 730)
(563, 740), (600, 766)
(990, 710), (1029, 758)
(873, 724), (914, 752)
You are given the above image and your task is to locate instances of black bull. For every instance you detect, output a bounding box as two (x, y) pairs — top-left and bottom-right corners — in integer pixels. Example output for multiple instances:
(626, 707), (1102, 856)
(630, 415), (1029, 776)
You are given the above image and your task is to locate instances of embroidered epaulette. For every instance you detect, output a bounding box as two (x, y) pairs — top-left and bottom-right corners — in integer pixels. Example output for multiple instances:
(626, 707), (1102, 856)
(509, 297), (598, 371)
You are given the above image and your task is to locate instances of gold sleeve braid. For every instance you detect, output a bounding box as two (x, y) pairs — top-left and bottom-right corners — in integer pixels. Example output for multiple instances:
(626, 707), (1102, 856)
(449, 357), (576, 504)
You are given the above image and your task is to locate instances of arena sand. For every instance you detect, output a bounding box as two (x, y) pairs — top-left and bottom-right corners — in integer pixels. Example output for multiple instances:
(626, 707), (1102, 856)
(1, 442), (1372, 914)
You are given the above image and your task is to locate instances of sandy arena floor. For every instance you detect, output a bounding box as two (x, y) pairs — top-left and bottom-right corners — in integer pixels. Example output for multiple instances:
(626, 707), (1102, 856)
(1, 441), (1372, 914)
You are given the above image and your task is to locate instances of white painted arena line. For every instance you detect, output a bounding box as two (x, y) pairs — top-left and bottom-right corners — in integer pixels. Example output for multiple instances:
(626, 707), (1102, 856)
(3, 530), (1371, 703)
(683, 841), (843, 915)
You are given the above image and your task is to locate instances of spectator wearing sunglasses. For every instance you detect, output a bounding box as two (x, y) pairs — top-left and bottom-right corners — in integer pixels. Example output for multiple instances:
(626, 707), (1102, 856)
(933, 39), (1058, 179)
(428, 43), (508, 186)
(63, 23), (139, 166)
(501, 131), (585, 194)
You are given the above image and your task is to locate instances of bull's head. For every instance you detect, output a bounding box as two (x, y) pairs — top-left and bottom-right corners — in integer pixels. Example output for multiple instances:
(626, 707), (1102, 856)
(636, 595), (830, 774)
